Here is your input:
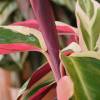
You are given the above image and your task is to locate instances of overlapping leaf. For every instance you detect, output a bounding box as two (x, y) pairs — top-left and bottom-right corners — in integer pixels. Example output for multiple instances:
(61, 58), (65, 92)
(13, 20), (79, 45)
(0, 19), (78, 72)
(61, 51), (100, 100)
(76, 0), (100, 51)
(17, 63), (56, 100)
(0, 24), (47, 70)
(0, 25), (47, 54)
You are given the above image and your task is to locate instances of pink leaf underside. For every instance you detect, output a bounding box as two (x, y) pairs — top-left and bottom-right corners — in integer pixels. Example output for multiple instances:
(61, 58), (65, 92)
(0, 43), (41, 54)
(12, 20), (78, 37)
(57, 76), (74, 100)
(12, 20), (79, 48)
(27, 63), (51, 88)
(0, 20), (78, 54)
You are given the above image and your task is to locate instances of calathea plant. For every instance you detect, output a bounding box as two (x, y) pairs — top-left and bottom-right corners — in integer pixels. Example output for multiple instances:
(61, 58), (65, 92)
(0, 0), (100, 100)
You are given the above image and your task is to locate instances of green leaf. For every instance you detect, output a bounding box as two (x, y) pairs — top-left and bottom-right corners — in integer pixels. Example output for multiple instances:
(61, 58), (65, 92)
(76, 0), (100, 51)
(23, 71), (54, 99)
(61, 52), (100, 100)
(77, 15), (91, 50)
(91, 8), (100, 34)
(0, 27), (40, 47)
(24, 81), (54, 100)
(0, 26), (46, 70)
(0, 26), (47, 50)
(77, 0), (94, 18)
(91, 6), (100, 48)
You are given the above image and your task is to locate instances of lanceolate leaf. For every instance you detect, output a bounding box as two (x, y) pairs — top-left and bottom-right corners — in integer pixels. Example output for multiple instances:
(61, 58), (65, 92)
(0, 43), (40, 54)
(77, 0), (94, 18)
(77, 16), (90, 50)
(0, 27), (39, 45)
(91, 6), (100, 34)
(17, 63), (55, 100)
(91, 2), (100, 47)
(0, 26), (46, 70)
(0, 26), (47, 54)
(61, 52), (100, 100)
(76, 0), (100, 51)
(13, 20), (79, 48)
(24, 82), (55, 100)
(13, 20), (78, 37)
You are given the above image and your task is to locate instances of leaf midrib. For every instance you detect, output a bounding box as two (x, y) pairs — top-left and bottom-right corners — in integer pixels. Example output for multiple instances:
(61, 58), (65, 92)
(70, 57), (92, 100)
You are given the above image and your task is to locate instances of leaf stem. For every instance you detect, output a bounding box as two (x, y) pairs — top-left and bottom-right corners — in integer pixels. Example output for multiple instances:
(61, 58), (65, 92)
(30, 0), (61, 81)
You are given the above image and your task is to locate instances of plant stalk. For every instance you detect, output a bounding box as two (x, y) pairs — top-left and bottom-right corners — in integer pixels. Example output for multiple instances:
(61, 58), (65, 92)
(30, 0), (61, 81)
